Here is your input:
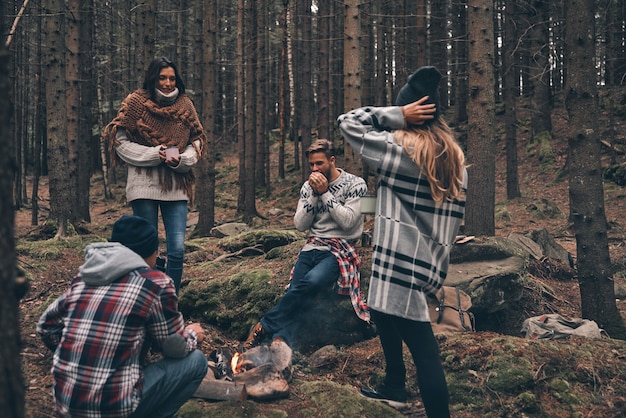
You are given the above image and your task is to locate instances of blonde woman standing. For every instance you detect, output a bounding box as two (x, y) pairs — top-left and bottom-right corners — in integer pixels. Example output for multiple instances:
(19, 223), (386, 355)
(338, 66), (467, 417)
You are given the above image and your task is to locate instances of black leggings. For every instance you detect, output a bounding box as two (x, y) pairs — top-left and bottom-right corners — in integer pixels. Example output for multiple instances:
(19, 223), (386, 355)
(371, 309), (450, 418)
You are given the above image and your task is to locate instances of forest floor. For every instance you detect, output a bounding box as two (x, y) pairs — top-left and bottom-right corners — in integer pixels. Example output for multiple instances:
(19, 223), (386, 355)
(14, 98), (626, 417)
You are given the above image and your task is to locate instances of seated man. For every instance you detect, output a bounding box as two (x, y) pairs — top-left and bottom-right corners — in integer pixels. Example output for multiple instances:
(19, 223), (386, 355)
(244, 139), (370, 349)
(37, 215), (208, 417)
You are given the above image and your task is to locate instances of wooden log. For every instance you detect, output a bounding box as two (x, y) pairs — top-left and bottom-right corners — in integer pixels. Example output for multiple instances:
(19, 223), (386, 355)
(233, 363), (289, 400)
(193, 375), (247, 401)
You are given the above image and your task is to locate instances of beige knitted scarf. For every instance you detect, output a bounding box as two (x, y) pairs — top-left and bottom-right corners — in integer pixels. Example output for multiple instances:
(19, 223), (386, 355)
(103, 89), (207, 199)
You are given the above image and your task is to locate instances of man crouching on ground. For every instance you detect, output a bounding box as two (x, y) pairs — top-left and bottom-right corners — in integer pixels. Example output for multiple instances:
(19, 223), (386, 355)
(37, 215), (208, 417)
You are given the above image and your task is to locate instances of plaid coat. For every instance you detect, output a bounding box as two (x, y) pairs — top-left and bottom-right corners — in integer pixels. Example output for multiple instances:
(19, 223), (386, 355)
(338, 106), (467, 321)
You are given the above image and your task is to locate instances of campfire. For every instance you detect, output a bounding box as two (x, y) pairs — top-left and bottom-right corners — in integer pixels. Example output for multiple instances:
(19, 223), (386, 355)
(193, 339), (293, 402)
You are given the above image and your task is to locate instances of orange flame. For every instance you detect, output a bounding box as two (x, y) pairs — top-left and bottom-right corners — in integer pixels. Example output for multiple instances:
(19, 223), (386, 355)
(231, 352), (240, 374)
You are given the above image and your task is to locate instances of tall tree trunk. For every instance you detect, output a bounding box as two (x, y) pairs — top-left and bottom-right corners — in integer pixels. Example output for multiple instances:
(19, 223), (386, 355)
(66, 0), (83, 224)
(244, 0), (258, 220)
(77, 0), (95, 222)
(565, 0), (626, 338)
(134, 0), (156, 86)
(527, 0), (552, 139)
(194, 0), (218, 236)
(374, 1), (387, 106)
(343, 0), (361, 166)
(465, 0), (496, 236)
(317, 0), (331, 140)
(0, 12), (25, 416)
(236, 0), (247, 213)
(288, 0), (299, 172)
(414, 0), (427, 69)
(504, 0), (521, 199)
(44, 0), (71, 237)
(452, 0), (468, 123)
(278, 0), (289, 179)
(256, 0), (269, 192)
(297, 0), (313, 181)
(430, 0), (448, 106)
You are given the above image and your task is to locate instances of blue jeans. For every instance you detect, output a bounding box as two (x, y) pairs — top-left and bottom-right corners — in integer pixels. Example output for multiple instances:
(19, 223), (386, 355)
(261, 249), (339, 345)
(130, 349), (208, 418)
(131, 199), (188, 293)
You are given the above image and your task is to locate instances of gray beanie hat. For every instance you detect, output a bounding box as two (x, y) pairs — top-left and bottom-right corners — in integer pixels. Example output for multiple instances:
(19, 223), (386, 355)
(395, 66), (442, 123)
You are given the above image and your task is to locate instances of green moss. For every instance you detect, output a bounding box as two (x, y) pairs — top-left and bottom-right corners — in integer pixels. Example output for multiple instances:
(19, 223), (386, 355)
(299, 380), (405, 418)
(446, 370), (485, 408)
(218, 229), (304, 253)
(550, 378), (582, 406)
(177, 399), (288, 418)
(515, 391), (540, 413)
(179, 269), (284, 339)
(485, 356), (534, 394)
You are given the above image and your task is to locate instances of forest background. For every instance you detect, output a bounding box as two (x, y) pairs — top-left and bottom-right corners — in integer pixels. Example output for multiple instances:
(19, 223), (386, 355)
(2, 0), (626, 416)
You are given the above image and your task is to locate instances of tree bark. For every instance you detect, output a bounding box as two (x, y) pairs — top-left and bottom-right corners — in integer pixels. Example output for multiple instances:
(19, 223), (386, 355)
(194, 0), (218, 236)
(503, 0), (521, 200)
(452, 0), (468, 123)
(317, 0), (331, 140)
(44, 0), (71, 237)
(565, 0), (626, 338)
(243, 0), (258, 220)
(297, 0), (313, 181)
(465, 0), (496, 236)
(526, 0), (553, 139)
(0, 11), (25, 417)
(342, 0), (361, 166)
(236, 0), (247, 214)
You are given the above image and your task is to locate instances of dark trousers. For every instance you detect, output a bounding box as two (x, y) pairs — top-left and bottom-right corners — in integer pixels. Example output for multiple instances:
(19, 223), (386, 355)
(371, 309), (450, 418)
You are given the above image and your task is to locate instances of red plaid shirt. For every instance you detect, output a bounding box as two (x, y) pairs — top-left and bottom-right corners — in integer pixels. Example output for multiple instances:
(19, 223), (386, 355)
(37, 268), (196, 417)
(292, 236), (370, 322)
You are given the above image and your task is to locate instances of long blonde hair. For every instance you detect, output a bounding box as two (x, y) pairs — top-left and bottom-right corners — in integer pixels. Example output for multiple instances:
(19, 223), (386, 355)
(394, 118), (465, 203)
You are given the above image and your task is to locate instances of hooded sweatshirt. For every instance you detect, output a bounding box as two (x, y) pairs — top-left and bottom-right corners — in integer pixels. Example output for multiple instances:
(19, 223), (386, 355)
(37, 242), (196, 417)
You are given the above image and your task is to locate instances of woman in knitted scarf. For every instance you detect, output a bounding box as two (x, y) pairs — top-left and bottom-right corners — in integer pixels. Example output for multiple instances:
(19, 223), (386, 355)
(103, 57), (207, 293)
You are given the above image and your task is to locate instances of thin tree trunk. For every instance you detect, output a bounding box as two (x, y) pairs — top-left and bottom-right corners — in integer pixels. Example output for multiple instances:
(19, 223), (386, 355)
(297, 0), (313, 182)
(342, 0), (361, 166)
(452, 0), (468, 124)
(236, 0), (246, 213)
(244, 0), (258, 220)
(465, 0), (496, 236)
(317, 0), (331, 140)
(565, 0), (626, 338)
(278, 0), (288, 179)
(66, 0), (82, 224)
(504, 0), (521, 199)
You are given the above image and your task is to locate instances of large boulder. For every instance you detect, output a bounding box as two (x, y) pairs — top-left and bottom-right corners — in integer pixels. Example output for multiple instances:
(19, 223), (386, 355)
(448, 236), (530, 314)
(179, 267), (374, 351)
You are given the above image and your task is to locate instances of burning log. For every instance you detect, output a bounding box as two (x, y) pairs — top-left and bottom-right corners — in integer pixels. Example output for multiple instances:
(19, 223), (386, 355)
(193, 372), (247, 401)
(233, 363), (289, 400)
(201, 340), (293, 401)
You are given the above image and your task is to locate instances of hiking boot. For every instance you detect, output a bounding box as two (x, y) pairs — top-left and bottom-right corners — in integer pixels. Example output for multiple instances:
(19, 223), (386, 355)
(360, 384), (408, 409)
(243, 322), (265, 350)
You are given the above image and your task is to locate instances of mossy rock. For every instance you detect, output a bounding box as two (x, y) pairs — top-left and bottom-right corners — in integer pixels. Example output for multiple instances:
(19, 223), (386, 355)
(179, 269), (282, 340)
(179, 267), (374, 350)
(218, 229), (305, 253)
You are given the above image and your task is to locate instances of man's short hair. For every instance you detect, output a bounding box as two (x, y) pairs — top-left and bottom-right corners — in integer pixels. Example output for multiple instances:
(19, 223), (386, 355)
(306, 139), (335, 159)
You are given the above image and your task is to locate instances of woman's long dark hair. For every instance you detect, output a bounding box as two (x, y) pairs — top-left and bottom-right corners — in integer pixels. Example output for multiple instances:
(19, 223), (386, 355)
(142, 56), (186, 101)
